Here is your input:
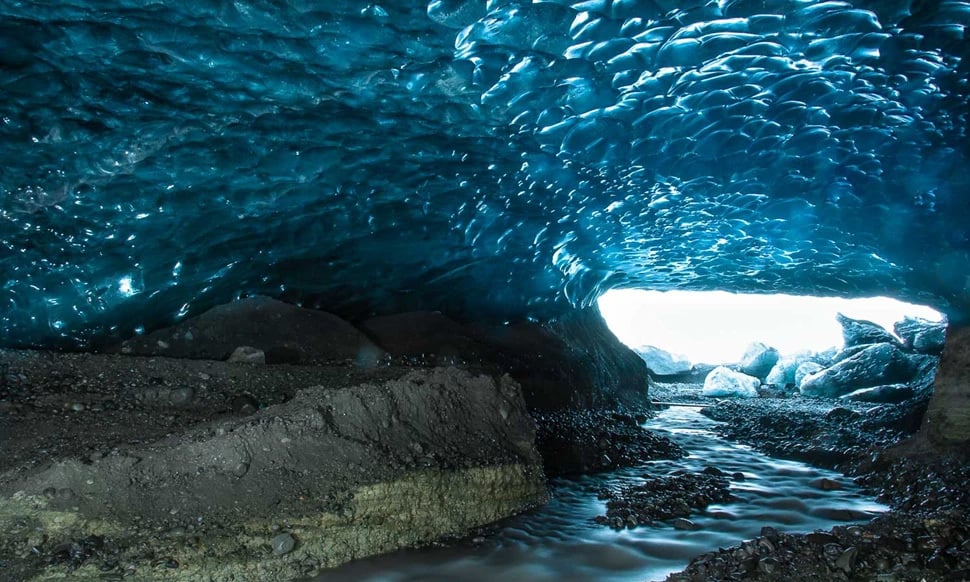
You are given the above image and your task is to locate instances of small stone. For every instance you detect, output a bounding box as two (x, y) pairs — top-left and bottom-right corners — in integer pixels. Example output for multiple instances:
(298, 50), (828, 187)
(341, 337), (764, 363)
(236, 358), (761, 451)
(806, 532), (839, 545)
(232, 462), (250, 478)
(812, 477), (844, 491)
(836, 546), (858, 573)
(231, 395), (259, 415)
(271, 533), (296, 556)
(156, 340), (170, 349)
(228, 346), (266, 364)
(69, 402), (85, 412)
(758, 557), (781, 575)
(732, 472), (746, 481)
(169, 387), (194, 406)
(671, 518), (700, 531)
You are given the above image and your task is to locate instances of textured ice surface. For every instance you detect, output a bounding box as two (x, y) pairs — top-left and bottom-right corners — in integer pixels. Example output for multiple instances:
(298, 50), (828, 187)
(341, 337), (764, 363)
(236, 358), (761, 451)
(1, 0), (969, 347)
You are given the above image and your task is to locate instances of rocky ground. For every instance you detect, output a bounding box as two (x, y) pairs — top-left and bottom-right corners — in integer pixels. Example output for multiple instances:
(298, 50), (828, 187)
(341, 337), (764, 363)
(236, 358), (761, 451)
(532, 408), (684, 476)
(656, 382), (970, 582)
(0, 350), (547, 582)
(595, 469), (736, 530)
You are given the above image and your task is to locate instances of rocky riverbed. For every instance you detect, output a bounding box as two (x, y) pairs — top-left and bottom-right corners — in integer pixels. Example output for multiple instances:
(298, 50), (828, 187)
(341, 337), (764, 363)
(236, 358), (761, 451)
(659, 382), (970, 582)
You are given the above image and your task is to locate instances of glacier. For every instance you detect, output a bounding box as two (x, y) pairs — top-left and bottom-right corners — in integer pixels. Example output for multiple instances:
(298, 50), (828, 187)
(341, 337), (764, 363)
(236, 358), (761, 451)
(1, 0), (968, 347)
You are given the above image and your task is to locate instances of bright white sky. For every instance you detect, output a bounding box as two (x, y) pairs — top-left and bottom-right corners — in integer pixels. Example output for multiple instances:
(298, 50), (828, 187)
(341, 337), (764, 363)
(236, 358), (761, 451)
(598, 289), (945, 365)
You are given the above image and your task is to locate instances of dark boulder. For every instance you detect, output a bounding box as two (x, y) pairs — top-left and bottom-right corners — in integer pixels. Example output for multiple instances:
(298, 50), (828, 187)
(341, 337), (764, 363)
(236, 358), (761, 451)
(111, 296), (383, 365)
(836, 313), (898, 348)
(363, 307), (649, 411)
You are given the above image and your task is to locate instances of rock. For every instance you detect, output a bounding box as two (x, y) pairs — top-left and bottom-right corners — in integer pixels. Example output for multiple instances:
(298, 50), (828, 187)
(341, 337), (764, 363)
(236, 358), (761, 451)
(672, 518), (700, 531)
(271, 533), (296, 556)
(894, 317), (946, 355)
(794, 361), (824, 389)
(0, 366), (547, 579)
(811, 477), (844, 491)
(110, 296), (383, 365)
(364, 307), (650, 411)
(702, 367), (760, 398)
(738, 342), (780, 380)
(836, 546), (858, 573)
(635, 346), (692, 377)
(836, 313), (898, 348)
(227, 346), (266, 364)
(841, 384), (915, 404)
(799, 343), (913, 399)
(921, 325), (970, 444)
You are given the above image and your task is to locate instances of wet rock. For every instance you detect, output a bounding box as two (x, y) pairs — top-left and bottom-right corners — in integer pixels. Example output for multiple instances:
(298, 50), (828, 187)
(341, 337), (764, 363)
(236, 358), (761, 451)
(271, 533), (296, 556)
(810, 477), (844, 491)
(836, 546), (858, 573)
(671, 518), (700, 531)
(837, 313), (899, 348)
(739, 342), (780, 380)
(702, 367), (760, 398)
(228, 346), (266, 364)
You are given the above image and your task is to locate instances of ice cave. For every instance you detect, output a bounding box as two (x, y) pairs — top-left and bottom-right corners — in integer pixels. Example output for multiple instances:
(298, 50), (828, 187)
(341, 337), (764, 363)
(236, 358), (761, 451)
(1, 1), (969, 580)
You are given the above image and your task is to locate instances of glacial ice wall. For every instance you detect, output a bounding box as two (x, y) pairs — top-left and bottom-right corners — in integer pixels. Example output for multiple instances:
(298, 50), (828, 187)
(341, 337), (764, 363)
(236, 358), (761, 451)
(1, 0), (968, 347)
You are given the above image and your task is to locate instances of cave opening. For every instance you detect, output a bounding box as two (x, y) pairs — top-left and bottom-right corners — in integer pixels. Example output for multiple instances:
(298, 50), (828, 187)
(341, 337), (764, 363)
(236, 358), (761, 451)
(598, 288), (946, 366)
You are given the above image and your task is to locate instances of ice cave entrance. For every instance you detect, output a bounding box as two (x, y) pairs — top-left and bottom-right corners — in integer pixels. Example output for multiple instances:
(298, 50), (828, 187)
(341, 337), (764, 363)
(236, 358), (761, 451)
(598, 289), (945, 366)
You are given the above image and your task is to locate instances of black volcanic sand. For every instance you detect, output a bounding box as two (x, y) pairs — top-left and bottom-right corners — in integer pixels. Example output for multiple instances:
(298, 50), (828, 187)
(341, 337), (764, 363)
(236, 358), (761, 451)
(658, 382), (970, 582)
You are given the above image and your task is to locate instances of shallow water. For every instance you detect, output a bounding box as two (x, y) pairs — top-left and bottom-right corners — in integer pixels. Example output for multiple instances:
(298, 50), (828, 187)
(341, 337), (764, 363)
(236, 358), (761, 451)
(314, 406), (886, 582)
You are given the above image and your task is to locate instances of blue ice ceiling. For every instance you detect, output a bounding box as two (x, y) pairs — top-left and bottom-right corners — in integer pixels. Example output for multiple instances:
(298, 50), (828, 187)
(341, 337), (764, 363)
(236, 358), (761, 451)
(1, 0), (969, 347)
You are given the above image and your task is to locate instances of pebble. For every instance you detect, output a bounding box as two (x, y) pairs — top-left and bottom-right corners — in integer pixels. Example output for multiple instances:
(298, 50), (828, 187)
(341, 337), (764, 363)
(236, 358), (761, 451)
(169, 386), (194, 406)
(671, 518), (700, 531)
(836, 546), (858, 573)
(271, 533), (296, 556)
(228, 346), (266, 364)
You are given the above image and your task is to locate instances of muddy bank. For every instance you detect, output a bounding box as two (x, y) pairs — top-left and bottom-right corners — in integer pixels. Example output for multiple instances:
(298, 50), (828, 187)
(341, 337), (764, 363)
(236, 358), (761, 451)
(0, 351), (546, 581)
(659, 382), (970, 581)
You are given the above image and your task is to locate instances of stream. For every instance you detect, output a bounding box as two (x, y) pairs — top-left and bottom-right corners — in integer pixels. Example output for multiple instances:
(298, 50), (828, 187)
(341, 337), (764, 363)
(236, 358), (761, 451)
(315, 405), (886, 582)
